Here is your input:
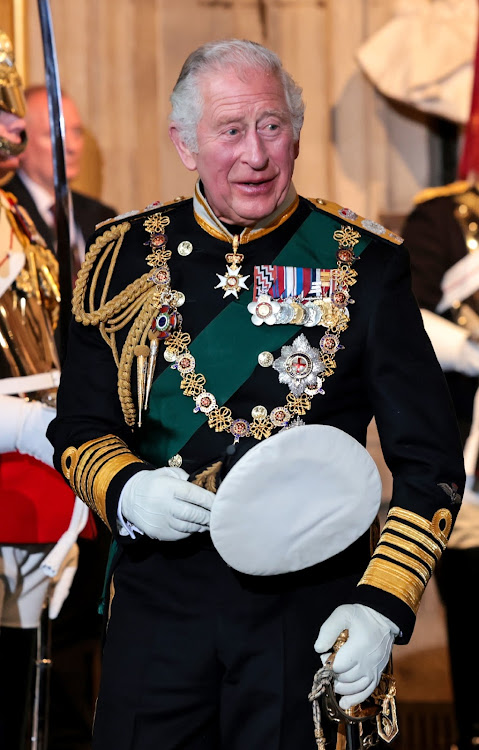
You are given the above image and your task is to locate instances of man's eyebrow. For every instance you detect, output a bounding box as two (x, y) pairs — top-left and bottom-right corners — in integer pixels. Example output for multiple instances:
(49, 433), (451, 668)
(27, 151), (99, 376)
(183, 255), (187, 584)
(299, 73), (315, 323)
(259, 108), (290, 122)
(216, 109), (288, 126)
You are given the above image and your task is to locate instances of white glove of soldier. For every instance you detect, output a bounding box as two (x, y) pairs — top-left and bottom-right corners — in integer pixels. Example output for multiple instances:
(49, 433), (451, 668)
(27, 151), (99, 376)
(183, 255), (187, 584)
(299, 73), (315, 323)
(120, 466), (215, 541)
(48, 542), (79, 619)
(0, 395), (56, 466)
(314, 603), (400, 709)
(421, 308), (479, 376)
(0, 394), (55, 466)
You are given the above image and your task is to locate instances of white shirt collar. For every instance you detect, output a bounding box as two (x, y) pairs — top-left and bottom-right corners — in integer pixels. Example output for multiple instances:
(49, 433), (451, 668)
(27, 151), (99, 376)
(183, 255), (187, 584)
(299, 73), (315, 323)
(193, 180), (299, 244)
(17, 170), (55, 228)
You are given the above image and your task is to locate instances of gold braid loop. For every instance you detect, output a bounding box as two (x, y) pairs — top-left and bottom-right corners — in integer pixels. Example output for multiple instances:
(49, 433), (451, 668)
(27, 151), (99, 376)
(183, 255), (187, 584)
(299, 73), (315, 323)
(118, 289), (159, 427)
(72, 222), (152, 327)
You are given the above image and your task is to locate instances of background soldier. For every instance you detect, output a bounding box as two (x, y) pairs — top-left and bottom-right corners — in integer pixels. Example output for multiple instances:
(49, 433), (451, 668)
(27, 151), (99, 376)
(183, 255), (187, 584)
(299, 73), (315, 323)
(0, 30), (88, 750)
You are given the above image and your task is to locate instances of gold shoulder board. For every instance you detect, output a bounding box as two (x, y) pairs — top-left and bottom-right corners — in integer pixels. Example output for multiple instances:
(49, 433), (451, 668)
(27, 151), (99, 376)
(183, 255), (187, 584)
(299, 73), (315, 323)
(95, 208), (141, 231)
(307, 197), (404, 246)
(413, 180), (472, 205)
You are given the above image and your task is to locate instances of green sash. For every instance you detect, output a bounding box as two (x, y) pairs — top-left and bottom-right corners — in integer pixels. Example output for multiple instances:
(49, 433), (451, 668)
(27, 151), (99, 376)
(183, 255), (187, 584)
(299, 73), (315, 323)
(139, 209), (371, 465)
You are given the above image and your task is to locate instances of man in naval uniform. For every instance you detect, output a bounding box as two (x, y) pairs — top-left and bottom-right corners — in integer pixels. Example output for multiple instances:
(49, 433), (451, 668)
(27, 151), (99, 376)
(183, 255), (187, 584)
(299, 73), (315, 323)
(403, 181), (479, 750)
(48, 39), (465, 749)
(0, 30), (89, 749)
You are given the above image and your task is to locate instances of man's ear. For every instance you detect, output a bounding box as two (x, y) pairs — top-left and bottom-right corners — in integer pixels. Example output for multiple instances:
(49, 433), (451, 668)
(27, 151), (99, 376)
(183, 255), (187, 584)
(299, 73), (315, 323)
(294, 138), (300, 160)
(169, 125), (198, 171)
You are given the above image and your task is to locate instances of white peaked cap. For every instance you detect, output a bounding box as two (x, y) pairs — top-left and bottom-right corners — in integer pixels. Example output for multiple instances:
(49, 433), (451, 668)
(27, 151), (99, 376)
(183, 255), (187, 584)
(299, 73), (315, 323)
(210, 424), (382, 576)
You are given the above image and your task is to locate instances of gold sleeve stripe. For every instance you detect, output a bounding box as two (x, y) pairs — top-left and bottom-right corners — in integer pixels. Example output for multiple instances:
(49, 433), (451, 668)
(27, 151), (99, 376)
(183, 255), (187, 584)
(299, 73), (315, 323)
(82, 446), (129, 508)
(61, 435), (145, 528)
(372, 547), (431, 585)
(386, 506), (451, 549)
(359, 558), (425, 614)
(358, 505), (453, 614)
(378, 532), (436, 571)
(382, 521), (444, 559)
(387, 506), (435, 533)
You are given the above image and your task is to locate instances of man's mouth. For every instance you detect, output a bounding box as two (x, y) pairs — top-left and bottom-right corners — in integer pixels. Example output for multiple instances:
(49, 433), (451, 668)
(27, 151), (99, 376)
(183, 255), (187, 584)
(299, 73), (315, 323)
(236, 178), (275, 191)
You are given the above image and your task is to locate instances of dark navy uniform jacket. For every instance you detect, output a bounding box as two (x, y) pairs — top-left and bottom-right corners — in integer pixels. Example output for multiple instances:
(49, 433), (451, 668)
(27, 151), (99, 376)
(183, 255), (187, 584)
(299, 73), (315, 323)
(48, 192), (465, 643)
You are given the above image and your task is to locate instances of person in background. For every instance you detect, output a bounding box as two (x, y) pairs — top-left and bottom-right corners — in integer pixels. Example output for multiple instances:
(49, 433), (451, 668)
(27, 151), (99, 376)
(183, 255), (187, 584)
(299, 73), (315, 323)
(403, 176), (479, 750)
(401, 33), (479, 748)
(3, 84), (117, 750)
(3, 84), (115, 282)
(0, 30), (88, 750)
(49, 39), (465, 749)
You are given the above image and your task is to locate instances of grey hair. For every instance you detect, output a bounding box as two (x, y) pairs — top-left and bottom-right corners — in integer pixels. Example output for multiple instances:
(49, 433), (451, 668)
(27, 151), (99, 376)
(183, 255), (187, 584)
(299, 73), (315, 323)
(170, 39), (304, 152)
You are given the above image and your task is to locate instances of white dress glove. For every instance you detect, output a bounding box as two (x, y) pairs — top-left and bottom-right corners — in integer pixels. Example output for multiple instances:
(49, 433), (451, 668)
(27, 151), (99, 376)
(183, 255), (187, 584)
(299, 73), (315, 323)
(421, 308), (479, 376)
(0, 394), (55, 467)
(48, 542), (79, 620)
(120, 466), (215, 541)
(314, 603), (400, 709)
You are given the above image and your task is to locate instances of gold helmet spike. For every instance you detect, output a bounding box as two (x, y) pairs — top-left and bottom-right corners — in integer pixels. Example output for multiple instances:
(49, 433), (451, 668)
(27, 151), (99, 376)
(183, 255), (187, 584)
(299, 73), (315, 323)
(0, 30), (26, 118)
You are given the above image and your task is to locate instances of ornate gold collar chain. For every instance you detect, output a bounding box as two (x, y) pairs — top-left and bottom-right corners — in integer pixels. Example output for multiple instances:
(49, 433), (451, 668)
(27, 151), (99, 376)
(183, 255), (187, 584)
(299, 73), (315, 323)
(136, 210), (360, 450)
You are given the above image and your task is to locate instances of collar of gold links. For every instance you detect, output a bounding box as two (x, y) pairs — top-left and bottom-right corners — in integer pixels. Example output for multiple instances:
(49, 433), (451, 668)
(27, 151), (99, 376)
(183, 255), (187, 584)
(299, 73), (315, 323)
(137, 211), (360, 446)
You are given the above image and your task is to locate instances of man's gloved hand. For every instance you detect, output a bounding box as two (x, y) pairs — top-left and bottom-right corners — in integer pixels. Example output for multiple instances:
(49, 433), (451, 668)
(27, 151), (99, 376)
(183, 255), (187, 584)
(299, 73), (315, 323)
(421, 308), (479, 376)
(48, 542), (79, 619)
(0, 394), (55, 466)
(120, 466), (215, 541)
(314, 603), (400, 709)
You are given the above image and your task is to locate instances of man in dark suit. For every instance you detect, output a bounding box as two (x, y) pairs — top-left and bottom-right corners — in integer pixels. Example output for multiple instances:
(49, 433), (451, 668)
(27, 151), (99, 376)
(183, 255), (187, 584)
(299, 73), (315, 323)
(3, 85), (115, 279)
(4, 84), (116, 750)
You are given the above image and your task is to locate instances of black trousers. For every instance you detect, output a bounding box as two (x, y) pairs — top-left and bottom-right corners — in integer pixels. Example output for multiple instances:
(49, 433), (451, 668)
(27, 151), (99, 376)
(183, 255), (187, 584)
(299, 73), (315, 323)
(48, 522), (111, 750)
(0, 626), (36, 749)
(92, 534), (368, 750)
(435, 546), (479, 750)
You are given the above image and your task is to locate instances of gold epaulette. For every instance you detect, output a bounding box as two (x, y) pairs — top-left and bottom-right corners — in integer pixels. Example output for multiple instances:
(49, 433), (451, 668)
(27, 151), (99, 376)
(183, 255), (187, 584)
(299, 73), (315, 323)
(160, 195), (191, 208)
(307, 197), (404, 245)
(95, 209), (141, 231)
(358, 505), (453, 614)
(94, 195), (191, 231)
(413, 180), (472, 205)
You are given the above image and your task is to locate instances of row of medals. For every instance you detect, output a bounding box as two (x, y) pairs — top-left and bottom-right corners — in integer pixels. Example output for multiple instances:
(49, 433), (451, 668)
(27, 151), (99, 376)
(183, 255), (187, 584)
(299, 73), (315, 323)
(252, 293), (350, 328)
(141, 214), (356, 454)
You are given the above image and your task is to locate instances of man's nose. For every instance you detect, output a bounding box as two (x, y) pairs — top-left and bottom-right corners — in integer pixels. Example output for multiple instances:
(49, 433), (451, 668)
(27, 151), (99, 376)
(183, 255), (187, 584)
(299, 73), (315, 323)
(242, 130), (268, 169)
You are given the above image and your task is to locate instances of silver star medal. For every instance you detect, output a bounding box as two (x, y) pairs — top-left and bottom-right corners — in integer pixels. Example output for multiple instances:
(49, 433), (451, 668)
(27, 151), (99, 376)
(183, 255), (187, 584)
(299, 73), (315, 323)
(273, 333), (325, 397)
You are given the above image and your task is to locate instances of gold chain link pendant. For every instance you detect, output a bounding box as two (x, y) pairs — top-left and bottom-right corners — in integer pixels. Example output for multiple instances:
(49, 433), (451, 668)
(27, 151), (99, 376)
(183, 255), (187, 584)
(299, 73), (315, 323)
(249, 417), (274, 441)
(286, 393), (312, 415)
(166, 331), (191, 357)
(180, 372), (206, 397)
(207, 406), (233, 432)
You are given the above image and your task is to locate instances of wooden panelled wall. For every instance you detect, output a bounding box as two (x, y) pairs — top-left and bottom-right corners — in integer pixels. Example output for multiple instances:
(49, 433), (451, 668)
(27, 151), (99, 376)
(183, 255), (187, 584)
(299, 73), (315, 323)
(20, 0), (430, 222)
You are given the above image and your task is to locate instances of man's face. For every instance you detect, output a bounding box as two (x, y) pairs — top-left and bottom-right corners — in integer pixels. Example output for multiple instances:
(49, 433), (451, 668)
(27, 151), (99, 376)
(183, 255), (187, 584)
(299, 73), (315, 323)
(170, 67), (299, 226)
(0, 110), (26, 176)
(19, 90), (84, 191)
